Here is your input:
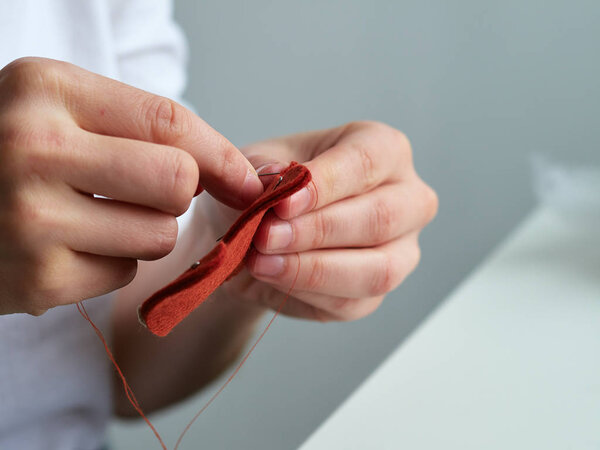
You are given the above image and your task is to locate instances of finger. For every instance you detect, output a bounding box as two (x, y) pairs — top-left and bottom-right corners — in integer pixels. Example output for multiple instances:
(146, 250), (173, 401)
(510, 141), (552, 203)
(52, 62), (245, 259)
(246, 232), (421, 299)
(33, 250), (137, 312)
(58, 130), (198, 216)
(258, 286), (385, 322)
(54, 59), (262, 209)
(254, 179), (436, 254)
(273, 121), (412, 219)
(224, 268), (380, 322)
(59, 194), (179, 261)
(248, 285), (336, 321)
(291, 291), (384, 321)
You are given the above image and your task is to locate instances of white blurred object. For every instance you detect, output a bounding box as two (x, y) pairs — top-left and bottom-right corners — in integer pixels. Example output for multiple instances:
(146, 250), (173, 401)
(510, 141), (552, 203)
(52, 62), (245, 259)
(532, 155), (600, 226)
(301, 205), (600, 450)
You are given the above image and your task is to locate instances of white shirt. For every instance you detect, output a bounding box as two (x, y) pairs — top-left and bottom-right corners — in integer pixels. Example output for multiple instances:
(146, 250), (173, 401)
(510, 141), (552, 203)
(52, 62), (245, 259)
(0, 1), (191, 448)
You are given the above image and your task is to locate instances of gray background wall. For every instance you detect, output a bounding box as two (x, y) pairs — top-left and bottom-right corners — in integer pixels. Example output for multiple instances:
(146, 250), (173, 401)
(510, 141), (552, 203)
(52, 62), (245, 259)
(110, 1), (600, 448)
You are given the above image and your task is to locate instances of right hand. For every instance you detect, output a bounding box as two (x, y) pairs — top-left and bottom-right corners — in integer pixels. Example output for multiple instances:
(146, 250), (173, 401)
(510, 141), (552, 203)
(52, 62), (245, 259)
(0, 57), (263, 316)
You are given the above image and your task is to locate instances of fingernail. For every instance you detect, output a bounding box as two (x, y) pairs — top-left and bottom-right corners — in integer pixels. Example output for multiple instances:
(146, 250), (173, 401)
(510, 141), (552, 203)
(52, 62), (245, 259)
(241, 168), (263, 205)
(252, 254), (285, 277)
(287, 186), (313, 217)
(267, 219), (292, 251)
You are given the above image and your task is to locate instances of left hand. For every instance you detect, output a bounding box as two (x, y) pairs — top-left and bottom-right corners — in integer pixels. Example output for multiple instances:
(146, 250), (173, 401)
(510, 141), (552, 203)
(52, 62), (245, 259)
(194, 121), (438, 322)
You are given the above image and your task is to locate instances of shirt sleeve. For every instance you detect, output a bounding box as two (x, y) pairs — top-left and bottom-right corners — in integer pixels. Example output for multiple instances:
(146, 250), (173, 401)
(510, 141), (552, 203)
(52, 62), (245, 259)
(109, 0), (197, 234)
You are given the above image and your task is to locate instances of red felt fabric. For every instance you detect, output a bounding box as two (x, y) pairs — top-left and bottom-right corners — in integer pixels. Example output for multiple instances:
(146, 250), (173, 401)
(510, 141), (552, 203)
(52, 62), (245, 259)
(139, 162), (311, 337)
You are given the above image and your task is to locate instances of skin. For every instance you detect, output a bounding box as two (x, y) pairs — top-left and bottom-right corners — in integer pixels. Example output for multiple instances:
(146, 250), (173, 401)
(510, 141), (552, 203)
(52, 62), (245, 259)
(0, 57), (438, 416)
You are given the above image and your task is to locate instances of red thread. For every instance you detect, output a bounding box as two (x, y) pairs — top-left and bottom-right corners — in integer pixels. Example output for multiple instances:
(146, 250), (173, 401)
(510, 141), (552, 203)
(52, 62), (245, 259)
(174, 254), (301, 449)
(75, 302), (167, 450)
(77, 256), (300, 450)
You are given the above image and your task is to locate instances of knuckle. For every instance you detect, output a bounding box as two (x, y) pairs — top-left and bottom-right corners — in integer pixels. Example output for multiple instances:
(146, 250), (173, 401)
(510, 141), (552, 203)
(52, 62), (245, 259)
(1, 57), (64, 98)
(346, 121), (414, 174)
(3, 57), (45, 74)
(0, 110), (30, 147)
(144, 96), (191, 144)
(305, 257), (327, 291)
(350, 139), (377, 190)
(318, 159), (337, 204)
(370, 252), (402, 296)
(369, 199), (395, 244)
(0, 116), (71, 178)
(23, 128), (71, 176)
(12, 188), (61, 237)
(11, 188), (41, 225)
(310, 210), (330, 249)
(1, 58), (40, 88)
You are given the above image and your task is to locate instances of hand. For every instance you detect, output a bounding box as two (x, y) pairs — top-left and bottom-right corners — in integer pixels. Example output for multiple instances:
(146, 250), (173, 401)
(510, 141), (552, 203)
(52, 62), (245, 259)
(0, 57), (262, 316)
(200, 121), (438, 322)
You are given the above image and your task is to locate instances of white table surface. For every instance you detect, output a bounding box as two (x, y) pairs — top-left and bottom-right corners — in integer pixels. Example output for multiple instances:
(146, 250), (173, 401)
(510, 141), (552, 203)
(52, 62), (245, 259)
(300, 206), (600, 450)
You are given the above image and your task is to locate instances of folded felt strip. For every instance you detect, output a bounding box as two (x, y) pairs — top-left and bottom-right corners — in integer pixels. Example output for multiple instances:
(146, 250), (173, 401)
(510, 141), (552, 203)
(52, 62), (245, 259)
(139, 162), (312, 337)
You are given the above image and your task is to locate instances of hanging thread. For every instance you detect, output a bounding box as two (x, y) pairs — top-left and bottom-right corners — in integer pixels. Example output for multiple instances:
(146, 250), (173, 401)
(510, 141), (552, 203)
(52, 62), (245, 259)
(174, 253), (300, 449)
(77, 253), (301, 450)
(76, 302), (167, 450)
